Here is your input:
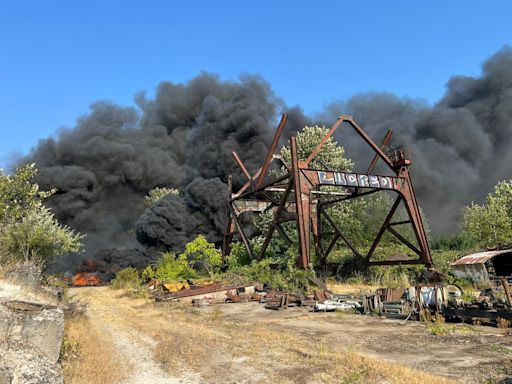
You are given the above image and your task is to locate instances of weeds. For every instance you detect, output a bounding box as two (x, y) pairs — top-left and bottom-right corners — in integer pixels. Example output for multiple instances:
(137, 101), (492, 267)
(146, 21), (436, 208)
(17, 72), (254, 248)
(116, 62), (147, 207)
(497, 317), (511, 328)
(422, 313), (457, 336)
(490, 344), (512, 354)
(62, 297), (89, 320)
(111, 267), (141, 290)
(340, 362), (370, 384)
(61, 317), (127, 384)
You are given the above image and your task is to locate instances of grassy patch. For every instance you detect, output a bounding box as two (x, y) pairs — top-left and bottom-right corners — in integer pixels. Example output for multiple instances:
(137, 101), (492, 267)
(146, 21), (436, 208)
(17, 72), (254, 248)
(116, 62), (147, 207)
(490, 343), (512, 354)
(61, 317), (127, 384)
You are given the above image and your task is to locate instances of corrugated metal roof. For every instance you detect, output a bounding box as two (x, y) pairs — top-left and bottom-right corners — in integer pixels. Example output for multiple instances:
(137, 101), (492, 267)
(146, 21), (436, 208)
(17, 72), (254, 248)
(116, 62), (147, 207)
(451, 249), (512, 266)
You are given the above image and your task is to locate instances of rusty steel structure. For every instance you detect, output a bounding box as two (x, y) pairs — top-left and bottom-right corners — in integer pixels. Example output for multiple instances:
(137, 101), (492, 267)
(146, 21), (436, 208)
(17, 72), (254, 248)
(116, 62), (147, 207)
(222, 113), (433, 269)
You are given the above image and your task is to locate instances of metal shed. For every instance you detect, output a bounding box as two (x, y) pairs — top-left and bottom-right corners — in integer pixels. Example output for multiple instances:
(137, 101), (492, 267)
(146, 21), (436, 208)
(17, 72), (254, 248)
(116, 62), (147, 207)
(451, 249), (512, 285)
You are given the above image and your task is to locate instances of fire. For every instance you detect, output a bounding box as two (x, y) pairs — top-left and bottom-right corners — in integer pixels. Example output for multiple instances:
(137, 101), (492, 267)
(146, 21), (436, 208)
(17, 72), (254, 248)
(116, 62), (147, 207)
(72, 272), (101, 286)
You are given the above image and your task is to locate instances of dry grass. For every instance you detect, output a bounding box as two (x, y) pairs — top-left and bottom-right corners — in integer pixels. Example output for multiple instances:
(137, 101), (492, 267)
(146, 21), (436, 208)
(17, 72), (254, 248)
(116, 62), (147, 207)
(497, 317), (511, 328)
(69, 287), (458, 384)
(61, 317), (128, 384)
(327, 281), (380, 295)
(99, 291), (454, 384)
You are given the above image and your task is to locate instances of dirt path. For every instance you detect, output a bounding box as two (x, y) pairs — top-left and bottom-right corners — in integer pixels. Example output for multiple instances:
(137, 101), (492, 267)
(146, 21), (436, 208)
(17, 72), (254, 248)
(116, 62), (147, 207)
(70, 287), (200, 384)
(68, 287), (511, 383)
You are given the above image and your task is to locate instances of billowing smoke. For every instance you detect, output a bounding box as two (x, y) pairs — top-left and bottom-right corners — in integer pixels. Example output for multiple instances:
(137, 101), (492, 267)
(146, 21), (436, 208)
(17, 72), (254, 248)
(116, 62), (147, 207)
(318, 47), (512, 232)
(22, 47), (512, 271)
(26, 74), (307, 271)
(135, 177), (227, 250)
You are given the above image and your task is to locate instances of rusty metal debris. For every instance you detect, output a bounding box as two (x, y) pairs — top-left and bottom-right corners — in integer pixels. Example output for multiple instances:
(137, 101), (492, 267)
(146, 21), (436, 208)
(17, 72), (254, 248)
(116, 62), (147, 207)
(314, 298), (362, 312)
(360, 283), (512, 323)
(149, 277), (512, 326)
(223, 113), (433, 269)
(152, 281), (258, 305)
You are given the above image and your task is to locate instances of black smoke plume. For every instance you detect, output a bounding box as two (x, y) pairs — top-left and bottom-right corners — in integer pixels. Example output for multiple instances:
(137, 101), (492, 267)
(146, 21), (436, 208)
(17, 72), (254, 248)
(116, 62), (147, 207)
(317, 47), (512, 232)
(23, 47), (512, 271)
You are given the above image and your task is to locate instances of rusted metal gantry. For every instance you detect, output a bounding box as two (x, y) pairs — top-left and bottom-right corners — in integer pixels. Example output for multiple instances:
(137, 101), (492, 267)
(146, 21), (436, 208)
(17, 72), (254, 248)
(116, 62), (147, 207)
(222, 113), (433, 269)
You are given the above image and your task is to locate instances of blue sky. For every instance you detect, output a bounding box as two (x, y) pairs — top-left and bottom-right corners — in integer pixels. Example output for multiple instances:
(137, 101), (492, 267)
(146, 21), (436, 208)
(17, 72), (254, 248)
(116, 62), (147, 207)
(1, 1), (511, 169)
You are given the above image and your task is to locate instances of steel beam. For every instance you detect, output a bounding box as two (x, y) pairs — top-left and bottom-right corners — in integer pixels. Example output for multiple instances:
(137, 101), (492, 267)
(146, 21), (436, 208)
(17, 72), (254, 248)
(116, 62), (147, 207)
(256, 113), (288, 188)
(291, 137), (311, 268)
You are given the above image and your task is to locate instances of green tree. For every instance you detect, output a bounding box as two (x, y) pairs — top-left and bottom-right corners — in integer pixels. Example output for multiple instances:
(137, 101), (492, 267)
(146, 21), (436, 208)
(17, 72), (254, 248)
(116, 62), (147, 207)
(463, 180), (512, 249)
(143, 187), (179, 208)
(280, 125), (354, 171)
(183, 235), (222, 278)
(0, 164), (83, 265)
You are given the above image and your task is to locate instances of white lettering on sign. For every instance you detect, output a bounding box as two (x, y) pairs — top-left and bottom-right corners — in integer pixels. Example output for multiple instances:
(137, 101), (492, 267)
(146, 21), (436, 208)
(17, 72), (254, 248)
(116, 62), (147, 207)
(316, 171), (396, 189)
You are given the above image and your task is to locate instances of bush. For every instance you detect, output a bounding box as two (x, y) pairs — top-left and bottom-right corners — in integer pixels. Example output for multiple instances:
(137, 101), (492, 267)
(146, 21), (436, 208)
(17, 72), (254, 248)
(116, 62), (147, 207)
(227, 245), (314, 294)
(183, 235), (222, 277)
(0, 164), (83, 266)
(153, 253), (197, 282)
(111, 267), (141, 290)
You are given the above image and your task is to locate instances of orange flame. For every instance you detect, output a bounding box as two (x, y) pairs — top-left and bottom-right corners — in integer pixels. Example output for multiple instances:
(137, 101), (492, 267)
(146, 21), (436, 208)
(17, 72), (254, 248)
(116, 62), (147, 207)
(72, 272), (101, 286)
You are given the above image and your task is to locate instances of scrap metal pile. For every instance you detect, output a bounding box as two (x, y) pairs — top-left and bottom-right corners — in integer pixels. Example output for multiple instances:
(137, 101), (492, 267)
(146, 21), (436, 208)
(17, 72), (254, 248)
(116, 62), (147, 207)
(148, 276), (511, 326)
(318, 280), (512, 324)
(150, 280), (259, 305)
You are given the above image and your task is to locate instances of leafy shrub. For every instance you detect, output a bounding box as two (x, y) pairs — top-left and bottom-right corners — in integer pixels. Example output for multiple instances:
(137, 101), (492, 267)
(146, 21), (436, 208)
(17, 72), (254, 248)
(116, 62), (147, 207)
(227, 244), (314, 294)
(111, 267), (141, 290)
(0, 164), (83, 265)
(140, 265), (155, 281)
(183, 235), (221, 277)
(153, 253), (197, 282)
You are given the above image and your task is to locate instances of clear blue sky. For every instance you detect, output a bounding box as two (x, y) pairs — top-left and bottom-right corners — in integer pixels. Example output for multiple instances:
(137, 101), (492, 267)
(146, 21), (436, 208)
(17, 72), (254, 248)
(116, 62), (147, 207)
(1, 1), (511, 169)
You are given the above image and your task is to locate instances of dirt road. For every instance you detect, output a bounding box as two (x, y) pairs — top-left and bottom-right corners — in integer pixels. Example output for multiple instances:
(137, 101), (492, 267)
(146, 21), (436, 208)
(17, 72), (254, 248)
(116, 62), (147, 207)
(70, 287), (201, 384)
(70, 287), (511, 384)
(220, 302), (512, 383)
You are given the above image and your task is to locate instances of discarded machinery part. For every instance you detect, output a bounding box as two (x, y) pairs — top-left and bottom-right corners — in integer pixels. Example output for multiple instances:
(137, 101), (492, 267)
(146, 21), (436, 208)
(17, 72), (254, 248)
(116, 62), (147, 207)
(501, 277), (512, 306)
(363, 294), (382, 315)
(381, 300), (413, 319)
(264, 293), (290, 310)
(443, 308), (512, 321)
(223, 112), (433, 269)
(314, 299), (362, 312)
(357, 284), (512, 324)
(417, 285), (444, 311)
(192, 299), (209, 308)
(444, 284), (463, 298)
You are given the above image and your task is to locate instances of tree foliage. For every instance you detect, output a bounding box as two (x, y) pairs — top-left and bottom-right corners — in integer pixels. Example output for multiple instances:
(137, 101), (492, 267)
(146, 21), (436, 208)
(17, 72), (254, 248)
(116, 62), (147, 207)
(463, 180), (512, 249)
(142, 235), (222, 282)
(183, 234), (222, 277)
(143, 187), (179, 208)
(153, 252), (198, 282)
(0, 164), (83, 265)
(280, 125), (354, 171)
